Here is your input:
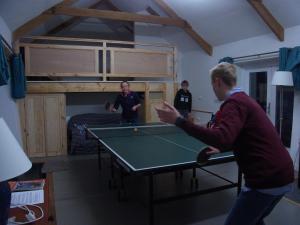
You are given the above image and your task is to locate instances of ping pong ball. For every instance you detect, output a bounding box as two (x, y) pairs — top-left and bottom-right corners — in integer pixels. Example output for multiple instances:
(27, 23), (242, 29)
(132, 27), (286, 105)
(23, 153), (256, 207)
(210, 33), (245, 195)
(134, 128), (138, 132)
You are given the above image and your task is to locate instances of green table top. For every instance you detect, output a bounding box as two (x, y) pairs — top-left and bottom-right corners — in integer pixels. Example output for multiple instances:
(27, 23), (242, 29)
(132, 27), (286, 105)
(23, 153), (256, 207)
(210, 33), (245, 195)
(87, 124), (233, 172)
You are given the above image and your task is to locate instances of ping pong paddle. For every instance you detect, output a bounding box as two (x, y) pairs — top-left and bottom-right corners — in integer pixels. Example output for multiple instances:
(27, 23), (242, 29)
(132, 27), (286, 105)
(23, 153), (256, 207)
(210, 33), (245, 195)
(197, 148), (211, 165)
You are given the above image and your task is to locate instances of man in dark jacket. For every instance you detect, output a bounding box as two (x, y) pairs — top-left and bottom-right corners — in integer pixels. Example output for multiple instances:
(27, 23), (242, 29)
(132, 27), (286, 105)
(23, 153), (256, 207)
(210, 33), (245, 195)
(174, 80), (192, 118)
(111, 81), (141, 124)
(156, 63), (294, 225)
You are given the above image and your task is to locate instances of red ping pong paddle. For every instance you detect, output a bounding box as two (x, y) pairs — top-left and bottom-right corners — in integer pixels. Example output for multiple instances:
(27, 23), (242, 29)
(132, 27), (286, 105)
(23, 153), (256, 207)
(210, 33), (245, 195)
(197, 148), (211, 165)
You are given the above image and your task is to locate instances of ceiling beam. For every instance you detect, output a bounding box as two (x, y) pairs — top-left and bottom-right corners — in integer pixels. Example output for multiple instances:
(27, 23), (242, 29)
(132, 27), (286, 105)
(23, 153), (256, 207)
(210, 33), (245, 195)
(154, 0), (179, 19)
(103, 0), (134, 33)
(47, 0), (104, 35)
(247, 0), (284, 41)
(13, 0), (77, 41)
(154, 0), (212, 56)
(146, 7), (160, 16)
(51, 6), (188, 28)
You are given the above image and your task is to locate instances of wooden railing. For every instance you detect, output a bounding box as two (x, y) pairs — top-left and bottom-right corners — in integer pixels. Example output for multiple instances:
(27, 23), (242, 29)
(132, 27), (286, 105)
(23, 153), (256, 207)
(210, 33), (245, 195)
(19, 36), (176, 81)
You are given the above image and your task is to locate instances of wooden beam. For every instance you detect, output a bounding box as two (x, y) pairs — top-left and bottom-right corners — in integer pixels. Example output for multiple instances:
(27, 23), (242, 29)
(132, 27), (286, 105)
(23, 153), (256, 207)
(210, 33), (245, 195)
(104, 0), (134, 33)
(13, 0), (77, 41)
(154, 0), (179, 19)
(52, 6), (187, 28)
(103, 0), (122, 12)
(47, 16), (79, 35)
(47, 0), (103, 35)
(154, 0), (212, 56)
(146, 7), (160, 16)
(248, 0), (284, 41)
(184, 28), (212, 56)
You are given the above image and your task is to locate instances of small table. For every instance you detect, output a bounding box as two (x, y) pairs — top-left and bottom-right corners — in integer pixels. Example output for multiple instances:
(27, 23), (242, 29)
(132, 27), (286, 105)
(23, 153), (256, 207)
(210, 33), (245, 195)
(9, 173), (56, 225)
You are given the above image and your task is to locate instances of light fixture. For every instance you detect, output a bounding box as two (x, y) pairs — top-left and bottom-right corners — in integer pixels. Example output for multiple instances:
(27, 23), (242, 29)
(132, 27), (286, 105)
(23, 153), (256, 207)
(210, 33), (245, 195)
(0, 118), (32, 225)
(271, 71), (294, 137)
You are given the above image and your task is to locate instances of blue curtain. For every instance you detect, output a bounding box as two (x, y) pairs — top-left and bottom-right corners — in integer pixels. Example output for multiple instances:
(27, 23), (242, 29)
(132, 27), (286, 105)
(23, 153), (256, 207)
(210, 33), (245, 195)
(0, 42), (10, 86)
(218, 57), (234, 64)
(11, 54), (26, 99)
(279, 47), (300, 90)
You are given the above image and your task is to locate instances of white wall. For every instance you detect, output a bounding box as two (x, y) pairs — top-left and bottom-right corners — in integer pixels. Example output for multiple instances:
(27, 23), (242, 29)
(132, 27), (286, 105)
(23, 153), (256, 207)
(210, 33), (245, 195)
(66, 92), (120, 121)
(182, 25), (300, 171)
(0, 16), (23, 144)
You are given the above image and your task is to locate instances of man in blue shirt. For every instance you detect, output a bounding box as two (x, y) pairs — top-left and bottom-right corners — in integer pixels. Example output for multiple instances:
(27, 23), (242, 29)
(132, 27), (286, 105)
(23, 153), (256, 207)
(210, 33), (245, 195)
(111, 81), (141, 124)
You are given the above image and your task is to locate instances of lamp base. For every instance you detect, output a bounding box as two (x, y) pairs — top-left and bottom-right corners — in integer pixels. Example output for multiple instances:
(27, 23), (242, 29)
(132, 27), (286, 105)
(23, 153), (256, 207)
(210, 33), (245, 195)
(0, 181), (11, 225)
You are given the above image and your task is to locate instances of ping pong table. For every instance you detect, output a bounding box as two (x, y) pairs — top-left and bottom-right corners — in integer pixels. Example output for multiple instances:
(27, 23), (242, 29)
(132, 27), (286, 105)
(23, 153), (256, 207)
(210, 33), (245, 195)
(86, 123), (242, 225)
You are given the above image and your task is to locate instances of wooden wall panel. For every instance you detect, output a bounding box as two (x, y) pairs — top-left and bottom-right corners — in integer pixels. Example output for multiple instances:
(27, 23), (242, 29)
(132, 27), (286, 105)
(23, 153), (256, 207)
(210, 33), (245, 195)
(111, 50), (171, 77)
(149, 99), (163, 123)
(44, 94), (66, 156)
(28, 47), (99, 76)
(26, 82), (148, 93)
(24, 95), (46, 157)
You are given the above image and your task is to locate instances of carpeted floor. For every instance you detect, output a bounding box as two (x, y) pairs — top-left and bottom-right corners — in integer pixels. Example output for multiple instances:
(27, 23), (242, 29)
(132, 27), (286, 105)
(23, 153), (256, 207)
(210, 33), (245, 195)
(52, 155), (300, 225)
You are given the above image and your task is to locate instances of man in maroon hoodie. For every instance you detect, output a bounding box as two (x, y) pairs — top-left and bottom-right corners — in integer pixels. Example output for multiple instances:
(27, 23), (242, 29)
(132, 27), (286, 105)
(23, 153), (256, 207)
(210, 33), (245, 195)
(156, 62), (294, 225)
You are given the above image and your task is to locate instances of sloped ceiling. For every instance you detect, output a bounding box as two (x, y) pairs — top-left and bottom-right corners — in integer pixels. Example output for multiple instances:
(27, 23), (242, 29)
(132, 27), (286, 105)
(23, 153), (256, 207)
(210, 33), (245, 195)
(1, 0), (300, 46)
(112, 0), (300, 45)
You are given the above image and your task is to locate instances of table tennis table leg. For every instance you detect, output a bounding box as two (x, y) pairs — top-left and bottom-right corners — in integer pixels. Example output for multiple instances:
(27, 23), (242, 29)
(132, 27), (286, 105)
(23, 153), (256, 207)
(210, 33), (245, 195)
(148, 174), (154, 225)
(190, 168), (199, 190)
(97, 144), (102, 170)
(298, 156), (300, 188)
(237, 168), (242, 195)
(118, 169), (127, 201)
(109, 157), (117, 190)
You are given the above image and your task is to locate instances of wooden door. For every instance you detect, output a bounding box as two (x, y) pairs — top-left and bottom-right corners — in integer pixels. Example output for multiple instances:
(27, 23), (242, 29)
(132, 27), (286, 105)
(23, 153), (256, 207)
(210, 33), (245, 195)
(24, 94), (46, 157)
(44, 94), (67, 156)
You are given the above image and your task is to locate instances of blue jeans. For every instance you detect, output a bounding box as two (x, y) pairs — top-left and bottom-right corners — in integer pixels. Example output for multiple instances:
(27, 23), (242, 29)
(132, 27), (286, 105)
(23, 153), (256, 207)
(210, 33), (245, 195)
(225, 189), (283, 225)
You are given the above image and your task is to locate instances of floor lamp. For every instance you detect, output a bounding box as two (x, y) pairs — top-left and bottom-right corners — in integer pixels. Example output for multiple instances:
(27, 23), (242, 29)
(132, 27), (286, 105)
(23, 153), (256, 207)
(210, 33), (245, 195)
(0, 118), (32, 225)
(271, 71), (294, 137)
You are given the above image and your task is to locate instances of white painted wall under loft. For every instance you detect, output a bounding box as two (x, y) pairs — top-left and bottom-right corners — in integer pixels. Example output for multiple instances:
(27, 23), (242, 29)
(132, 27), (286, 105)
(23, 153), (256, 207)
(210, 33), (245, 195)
(182, 25), (300, 171)
(0, 16), (23, 145)
(65, 92), (120, 121)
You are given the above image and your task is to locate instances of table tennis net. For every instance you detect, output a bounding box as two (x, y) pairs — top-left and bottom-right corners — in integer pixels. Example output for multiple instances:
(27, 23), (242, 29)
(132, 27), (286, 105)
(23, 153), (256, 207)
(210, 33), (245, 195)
(88, 124), (184, 138)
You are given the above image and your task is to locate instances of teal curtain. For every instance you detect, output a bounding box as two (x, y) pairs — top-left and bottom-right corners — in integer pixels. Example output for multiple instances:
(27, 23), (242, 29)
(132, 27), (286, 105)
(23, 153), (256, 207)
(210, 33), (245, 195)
(11, 54), (26, 99)
(0, 42), (10, 86)
(218, 57), (234, 64)
(279, 47), (300, 90)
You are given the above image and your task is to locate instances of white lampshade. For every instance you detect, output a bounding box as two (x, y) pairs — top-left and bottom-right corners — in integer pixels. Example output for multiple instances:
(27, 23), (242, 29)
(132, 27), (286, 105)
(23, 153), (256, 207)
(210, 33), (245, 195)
(272, 71), (294, 86)
(0, 118), (32, 182)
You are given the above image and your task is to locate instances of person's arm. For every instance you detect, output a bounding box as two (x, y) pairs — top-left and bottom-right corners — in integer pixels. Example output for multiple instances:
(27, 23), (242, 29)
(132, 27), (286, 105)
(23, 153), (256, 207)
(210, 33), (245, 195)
(132, 93), (141, 111)
(112, 95), (120, 112)
(188, 92), (192, 113)
(174, 91), (179, 109)
(156, 101), (247, 151)
(176, 101), (247, 151)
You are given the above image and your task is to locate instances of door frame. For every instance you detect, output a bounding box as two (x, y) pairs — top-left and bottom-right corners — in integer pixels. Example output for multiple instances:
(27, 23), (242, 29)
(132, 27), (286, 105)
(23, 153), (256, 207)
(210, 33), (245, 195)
(241, 67), (277, 124)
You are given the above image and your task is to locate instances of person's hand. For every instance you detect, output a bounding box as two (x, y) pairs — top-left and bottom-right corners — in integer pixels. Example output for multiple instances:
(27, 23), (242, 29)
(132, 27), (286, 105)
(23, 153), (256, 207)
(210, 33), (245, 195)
(155, 101), (181, 124)
(206, 146), (220, 155)
(187, 113), (194, 123)
(110, 107), (117, 112)
(132, 106), (137, 111)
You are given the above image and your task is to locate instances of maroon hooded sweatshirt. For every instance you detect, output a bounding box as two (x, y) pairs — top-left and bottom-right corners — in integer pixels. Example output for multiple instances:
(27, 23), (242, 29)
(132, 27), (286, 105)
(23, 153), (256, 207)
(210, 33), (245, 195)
(177, 92), (294, 189)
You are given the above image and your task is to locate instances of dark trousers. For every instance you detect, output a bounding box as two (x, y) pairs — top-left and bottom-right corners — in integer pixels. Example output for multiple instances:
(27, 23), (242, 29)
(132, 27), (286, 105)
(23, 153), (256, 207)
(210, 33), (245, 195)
(121, 117), (138, 126)
(225, 189), (283, 225)
(0, 181), (11, 225)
